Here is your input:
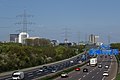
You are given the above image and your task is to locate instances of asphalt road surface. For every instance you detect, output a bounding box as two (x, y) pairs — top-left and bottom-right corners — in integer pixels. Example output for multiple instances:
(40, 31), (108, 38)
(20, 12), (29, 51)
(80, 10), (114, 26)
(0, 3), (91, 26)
(55, 55), (117, 80)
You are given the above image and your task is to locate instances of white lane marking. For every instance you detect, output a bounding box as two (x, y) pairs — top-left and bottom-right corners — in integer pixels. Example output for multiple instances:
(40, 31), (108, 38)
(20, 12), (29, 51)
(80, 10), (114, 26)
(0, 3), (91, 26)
(111, 77), (115, 80)
(92, 76), (94, 78)
(83, 75), (86, 77)
(87, 73), (89, 75)
(78, 78), (81, 80)
(90, 70), (92, 72)
(102, 76), (105, 80)
(97, 72), (99, 74)
(92, 69), (95, 71)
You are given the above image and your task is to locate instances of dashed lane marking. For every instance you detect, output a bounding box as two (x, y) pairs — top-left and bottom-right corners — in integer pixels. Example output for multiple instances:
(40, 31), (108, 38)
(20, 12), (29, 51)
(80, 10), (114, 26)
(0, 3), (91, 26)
(92, 76), (94, 78)
(83, 75), (86, 78)
(97, 72), (99, 74)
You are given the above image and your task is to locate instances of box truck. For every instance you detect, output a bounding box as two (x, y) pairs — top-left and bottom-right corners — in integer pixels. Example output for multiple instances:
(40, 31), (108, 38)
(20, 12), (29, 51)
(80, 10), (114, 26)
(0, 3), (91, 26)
(90, 58), (97, 67)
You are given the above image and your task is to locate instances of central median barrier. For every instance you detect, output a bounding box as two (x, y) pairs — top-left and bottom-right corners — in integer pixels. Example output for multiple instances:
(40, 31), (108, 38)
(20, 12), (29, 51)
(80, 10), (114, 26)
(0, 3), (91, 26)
(36, 60), (89, 80)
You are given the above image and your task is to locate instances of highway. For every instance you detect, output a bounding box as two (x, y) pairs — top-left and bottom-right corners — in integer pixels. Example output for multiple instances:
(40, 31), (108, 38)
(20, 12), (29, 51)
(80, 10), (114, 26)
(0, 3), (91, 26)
(55, 55), (117, 80)
(0, 52), (88, 80)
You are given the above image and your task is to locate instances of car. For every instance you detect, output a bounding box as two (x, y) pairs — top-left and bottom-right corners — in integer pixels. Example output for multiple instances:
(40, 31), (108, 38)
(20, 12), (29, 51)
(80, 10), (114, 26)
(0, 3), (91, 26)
(105, 65), (109, 69)
(83, 68), (88, 72)
(70, 60), (74, 63)
(51, 68), (57, 73)
(100, 55), (103, 58)
(103, 71), (109, 76)
(98, 64), (102, 68)
(61, 72), (68, 78)
(105, 55), (107, 58)
(110, 56), (113, 59)
(12, 71), (24, 80)
(87, 63), (90, 66)
(78, 60), (82, 64)
(75, 68), (80, 71)
(38, 68), (44, 72)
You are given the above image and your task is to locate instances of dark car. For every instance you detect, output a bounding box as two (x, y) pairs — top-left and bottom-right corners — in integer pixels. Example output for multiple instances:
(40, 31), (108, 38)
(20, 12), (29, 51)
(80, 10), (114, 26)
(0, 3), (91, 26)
(98, 64), (102, 68)
(105, 55), (107, 58)
(83, 68), (88, 72)
(110, 56), (113, 59)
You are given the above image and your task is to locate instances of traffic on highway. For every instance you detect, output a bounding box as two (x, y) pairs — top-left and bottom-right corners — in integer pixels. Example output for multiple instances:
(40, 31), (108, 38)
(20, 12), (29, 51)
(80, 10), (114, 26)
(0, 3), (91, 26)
(0, 44), (118, 80)
(55, 55), (117, 80)
(0, 51), (89, 80)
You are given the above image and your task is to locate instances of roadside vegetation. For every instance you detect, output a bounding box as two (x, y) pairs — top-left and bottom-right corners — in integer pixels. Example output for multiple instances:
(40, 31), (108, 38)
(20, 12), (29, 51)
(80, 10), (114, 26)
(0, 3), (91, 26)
(0, 39), (85, 73)
(111, 43), (120, 59)
(110, 43), (120, 80)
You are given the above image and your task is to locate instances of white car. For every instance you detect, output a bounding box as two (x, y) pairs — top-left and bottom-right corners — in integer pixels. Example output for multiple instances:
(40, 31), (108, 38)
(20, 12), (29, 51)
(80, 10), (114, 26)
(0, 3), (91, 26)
(103, 71), (109, 76)
(70, 60), (74, 63)
(78, 61), (82, 64)
(12, 71), (24, 80)
(105, 65), (109, 69)
(61, 72), (68, 78)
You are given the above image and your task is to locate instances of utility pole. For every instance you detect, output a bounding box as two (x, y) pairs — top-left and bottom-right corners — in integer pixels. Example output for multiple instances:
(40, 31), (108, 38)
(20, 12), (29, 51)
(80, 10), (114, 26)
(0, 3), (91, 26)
(108, 35), (111, 44)
(77, 31), (80, 45)
(63, 27), (71, 43)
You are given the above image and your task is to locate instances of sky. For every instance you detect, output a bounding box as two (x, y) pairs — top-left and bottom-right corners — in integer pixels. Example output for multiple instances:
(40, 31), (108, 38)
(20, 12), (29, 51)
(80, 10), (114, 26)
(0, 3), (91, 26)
(0, 0), (120, 43)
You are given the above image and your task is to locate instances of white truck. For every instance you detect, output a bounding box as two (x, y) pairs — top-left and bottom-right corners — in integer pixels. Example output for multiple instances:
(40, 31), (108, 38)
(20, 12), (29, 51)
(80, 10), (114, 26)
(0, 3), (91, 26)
(90, 58), (97, 67)
(12, 71), (24, 80)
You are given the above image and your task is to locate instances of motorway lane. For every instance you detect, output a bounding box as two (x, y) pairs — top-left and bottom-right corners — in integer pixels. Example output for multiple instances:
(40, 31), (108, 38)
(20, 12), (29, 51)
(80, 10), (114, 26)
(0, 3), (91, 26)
(104, 56), (117, 80)
(54, 56), (104, 80)
(55, 55), (116, 80)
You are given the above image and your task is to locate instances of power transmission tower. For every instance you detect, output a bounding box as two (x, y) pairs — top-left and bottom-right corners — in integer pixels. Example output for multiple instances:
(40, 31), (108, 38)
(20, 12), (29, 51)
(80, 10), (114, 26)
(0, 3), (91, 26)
(77, 31), (81, 45)
(62, 27), (71, 43)
(108, 35), (111, 44)
(16, 10), (34, 33)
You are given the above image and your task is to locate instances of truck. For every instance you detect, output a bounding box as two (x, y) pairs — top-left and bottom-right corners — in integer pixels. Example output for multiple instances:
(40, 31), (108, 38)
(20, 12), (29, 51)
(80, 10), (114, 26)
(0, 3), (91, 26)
(12, 71), (24, 80)
(90, 58), (97, 67)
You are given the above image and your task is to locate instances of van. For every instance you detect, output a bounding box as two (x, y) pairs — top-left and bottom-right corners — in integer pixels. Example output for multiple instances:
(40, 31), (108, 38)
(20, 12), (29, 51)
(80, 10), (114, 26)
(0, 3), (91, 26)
(12, 71), (24, 80)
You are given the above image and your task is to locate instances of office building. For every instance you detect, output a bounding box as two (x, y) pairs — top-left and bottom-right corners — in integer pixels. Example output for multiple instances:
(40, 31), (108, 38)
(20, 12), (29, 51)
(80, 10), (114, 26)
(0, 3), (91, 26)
(10, 34), (19, 43)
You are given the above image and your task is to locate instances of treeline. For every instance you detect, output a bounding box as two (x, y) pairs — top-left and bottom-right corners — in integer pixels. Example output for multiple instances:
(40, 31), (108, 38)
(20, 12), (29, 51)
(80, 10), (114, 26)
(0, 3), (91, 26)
(110, 43), (120, 59)
(0, 42), (85, 73)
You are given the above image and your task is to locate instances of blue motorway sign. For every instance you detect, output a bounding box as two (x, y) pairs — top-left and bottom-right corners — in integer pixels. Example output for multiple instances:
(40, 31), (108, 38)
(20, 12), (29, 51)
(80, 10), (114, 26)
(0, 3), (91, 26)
(100, 44), (111, 49)
(89, 49), (101, 55)
(101, 50), (112, 55)
(89, 48), (119, 55)
(112, 49), (119, 55)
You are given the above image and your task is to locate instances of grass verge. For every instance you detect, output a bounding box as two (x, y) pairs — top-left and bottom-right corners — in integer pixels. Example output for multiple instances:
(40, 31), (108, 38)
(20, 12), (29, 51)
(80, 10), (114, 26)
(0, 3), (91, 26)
(115, 56), (120, 80)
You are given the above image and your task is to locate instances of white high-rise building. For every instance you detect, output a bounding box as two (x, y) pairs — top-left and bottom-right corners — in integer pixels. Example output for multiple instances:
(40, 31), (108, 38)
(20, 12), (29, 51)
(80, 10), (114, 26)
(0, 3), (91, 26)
(89, 34), (99, 43)
(19, 32), (29, 44)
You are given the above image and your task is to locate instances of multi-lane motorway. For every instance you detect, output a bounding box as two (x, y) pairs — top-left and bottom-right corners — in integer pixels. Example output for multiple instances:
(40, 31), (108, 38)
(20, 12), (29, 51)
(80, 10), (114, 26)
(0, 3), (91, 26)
(55, 55), (117, 80)
(0, 53), (118, 80)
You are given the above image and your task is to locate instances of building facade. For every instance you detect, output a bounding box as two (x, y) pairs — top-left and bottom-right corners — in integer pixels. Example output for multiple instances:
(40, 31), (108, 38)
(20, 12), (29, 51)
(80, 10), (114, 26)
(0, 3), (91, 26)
(10, 34), (19, 43)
